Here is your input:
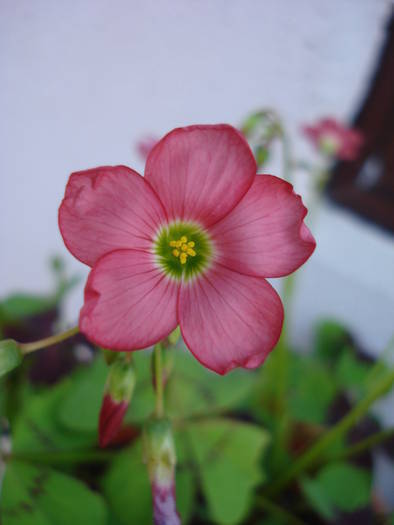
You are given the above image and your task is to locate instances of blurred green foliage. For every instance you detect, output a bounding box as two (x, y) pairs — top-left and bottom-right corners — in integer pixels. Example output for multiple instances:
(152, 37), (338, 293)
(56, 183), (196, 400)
(0, 262), (393, 525)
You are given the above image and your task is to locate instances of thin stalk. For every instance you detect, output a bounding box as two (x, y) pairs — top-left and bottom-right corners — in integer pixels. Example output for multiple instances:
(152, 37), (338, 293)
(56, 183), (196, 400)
(267, 369), (394, 496)
(20, 326), (79, 354)
(258, 495), (309, 525)
(154, 342), (164, 418)
(329, 428), (394, 462)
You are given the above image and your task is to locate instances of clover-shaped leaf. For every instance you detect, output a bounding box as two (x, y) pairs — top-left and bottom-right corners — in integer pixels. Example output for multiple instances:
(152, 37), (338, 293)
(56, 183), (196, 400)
(184, 418), (270, 525)
(1, 461), (107, 525)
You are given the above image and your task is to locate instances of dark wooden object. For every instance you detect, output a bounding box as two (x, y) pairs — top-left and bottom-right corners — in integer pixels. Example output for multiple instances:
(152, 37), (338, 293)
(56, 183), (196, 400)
(328, 11), (394, 233)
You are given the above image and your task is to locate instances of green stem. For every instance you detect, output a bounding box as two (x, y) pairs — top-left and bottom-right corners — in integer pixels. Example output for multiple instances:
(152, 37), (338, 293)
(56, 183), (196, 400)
(154, 342), (164, 418)
(267, 369), (394, 496)
(19, 326), (79, 354)
(258, 495), (309, 525)
(328, 428), (394, 462)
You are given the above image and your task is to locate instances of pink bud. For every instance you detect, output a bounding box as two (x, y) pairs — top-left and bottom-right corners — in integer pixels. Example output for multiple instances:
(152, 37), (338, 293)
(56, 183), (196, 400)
(99, 394), (129, 448)
(302, 117), (364, 161)
(98, 355), (135, 448)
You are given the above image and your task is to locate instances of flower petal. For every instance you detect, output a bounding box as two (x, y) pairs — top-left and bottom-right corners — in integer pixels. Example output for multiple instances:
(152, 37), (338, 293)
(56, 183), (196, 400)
(145, 125), (256, 227)
(59, 166), (167, 267)
(210, 175), (316, 278)
(80, 250), (178, 350)
(178, 265), (284, 375)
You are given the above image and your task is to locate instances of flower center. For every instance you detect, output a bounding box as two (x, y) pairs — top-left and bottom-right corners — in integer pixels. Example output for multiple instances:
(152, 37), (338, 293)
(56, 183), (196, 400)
(153, 222), (212, 280)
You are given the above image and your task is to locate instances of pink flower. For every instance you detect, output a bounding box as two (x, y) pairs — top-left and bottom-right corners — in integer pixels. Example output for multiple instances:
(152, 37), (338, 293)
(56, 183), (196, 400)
(59, 124), (315, 374)
(136, 135), (159, 161)
(302, 118), (363, 161)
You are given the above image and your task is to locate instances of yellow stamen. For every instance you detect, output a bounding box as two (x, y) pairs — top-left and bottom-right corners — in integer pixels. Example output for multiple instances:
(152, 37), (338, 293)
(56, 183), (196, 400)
(169, 235), (197, 264)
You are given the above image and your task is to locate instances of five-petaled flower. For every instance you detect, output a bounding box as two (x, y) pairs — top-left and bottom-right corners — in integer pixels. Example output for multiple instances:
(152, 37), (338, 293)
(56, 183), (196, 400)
(59, 124), (315, 374)
(302, 118), (364, 161)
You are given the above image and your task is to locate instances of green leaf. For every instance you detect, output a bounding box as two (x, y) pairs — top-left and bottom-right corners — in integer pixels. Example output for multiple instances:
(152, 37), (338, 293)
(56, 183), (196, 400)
(288, 354), (337, 424)
(300, 476), (336, 521)
(335, 350), (370, 396)
(185, 418), (270, 525)
(0, 294), (55, 325)
(317, 462), (371, 512)
(102, 440), (152, 525)
(13, 380), (96, 453)
(302, 462), (371, 518)
(314, 319), (351, 363)
(0, 339), (22, 377)
(1, 461), (107, 525)
(166, 348), (254, 418)
(58, 357), (108, 433)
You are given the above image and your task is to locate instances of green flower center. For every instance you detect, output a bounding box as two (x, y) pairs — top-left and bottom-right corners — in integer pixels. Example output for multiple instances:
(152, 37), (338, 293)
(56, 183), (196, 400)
(153, 221), (212, 280)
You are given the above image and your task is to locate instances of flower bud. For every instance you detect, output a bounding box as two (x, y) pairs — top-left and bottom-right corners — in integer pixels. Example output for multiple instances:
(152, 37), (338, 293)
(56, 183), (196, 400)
(98, 355), (135, 448)
(143, 419), (180, 525)
(0, 340), (22, 378)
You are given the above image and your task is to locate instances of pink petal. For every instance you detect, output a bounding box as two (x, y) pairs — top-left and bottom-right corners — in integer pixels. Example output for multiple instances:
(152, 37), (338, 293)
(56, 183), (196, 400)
(80, 250), (178, 350)
(144, 125), (256, 227)
(178, 264), (284, 375)
(210, 175), (316, 278)
(98, 394), (129, 448)
(59, 166), (167, 267)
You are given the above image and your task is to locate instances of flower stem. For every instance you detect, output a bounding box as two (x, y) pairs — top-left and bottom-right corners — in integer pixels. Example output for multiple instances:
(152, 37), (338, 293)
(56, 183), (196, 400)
(329, 428), (394, 462)
(258, 495), (309, 525)
(154, 342), (164, 418)
(19, 326), (79, 354)
(267, 369), (394, 496)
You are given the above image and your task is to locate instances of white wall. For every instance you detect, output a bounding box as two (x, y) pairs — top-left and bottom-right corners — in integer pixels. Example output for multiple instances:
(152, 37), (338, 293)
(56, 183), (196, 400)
(0, 0), (393, 356)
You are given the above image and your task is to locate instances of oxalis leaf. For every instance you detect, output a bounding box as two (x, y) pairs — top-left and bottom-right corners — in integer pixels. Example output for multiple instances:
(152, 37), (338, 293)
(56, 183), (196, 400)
(301, 462), (371, 519)
(58, 356), (108, 433)
(13, 378), (96, 453)
(1, 461), (107, 525)
(184, 418), (270, 525)
(166, 347), (255, 418)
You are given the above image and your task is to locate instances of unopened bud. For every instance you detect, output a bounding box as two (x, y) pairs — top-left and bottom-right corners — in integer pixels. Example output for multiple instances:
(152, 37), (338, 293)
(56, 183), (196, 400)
(98, 355), (135, 448)
(0, 340), (22, 377)
(143, 419), (180, 525)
